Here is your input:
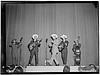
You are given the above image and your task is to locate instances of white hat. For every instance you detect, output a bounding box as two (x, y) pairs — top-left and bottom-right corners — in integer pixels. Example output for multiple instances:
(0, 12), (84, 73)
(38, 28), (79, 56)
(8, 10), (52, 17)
(64, 35), (67, 39)
(32, 34), (38, 39)
(51, 34), (58, 40)
(60, 35), (67, 39)
(60, 35), (64, 39)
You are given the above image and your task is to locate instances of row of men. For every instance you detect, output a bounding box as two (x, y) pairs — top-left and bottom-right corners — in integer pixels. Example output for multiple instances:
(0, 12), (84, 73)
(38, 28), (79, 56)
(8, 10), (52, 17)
(9, 34), (81, 66)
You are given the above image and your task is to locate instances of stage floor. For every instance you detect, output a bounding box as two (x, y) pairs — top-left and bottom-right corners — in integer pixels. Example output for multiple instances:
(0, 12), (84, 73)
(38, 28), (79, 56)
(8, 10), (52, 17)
(24, 66), (81, 72)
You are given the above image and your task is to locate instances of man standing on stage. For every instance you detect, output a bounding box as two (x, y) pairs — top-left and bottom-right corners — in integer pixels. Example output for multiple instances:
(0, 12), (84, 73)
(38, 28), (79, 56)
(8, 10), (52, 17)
(58, 35), (69, 66)
(17, 37), (23, 66)
(72, 36), (81, 66)
(27, 34), (42, 66)
(9, 39), (18, 66)
(48, 34), (60, 66)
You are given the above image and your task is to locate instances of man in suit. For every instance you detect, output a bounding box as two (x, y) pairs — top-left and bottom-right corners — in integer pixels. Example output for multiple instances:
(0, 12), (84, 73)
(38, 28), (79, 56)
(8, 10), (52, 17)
(9, 39), (18, 66)
(27, 34), (42, 66)
(58, 35), (69, 66)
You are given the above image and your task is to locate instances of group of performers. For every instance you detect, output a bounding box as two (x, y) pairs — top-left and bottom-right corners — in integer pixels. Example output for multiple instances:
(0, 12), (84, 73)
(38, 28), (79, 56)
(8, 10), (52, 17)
(9, 34), (81, 66)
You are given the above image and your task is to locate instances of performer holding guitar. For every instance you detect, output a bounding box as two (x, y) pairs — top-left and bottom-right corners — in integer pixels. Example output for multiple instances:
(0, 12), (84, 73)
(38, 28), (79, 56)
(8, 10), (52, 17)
(27, 34), (42, 66)
(58, 35), (69, 66)
(72, 36), (81, 66)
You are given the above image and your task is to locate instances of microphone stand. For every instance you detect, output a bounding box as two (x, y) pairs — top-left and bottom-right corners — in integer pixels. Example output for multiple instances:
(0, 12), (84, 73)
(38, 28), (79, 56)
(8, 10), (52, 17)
(45, 38), (48, 66)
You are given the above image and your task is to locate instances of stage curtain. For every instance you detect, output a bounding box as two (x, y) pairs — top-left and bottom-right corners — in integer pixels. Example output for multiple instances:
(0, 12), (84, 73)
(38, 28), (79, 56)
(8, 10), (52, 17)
(6, 3), (98, 66)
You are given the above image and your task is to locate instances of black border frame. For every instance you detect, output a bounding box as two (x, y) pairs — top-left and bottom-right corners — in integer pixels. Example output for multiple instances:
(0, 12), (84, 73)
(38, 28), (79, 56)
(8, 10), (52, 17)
(1, 1), (99, 74)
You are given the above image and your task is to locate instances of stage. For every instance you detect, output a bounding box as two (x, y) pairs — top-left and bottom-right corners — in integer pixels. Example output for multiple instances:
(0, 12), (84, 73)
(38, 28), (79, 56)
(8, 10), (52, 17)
(2, 65), (99, 73)
(24, 66), (80, 72)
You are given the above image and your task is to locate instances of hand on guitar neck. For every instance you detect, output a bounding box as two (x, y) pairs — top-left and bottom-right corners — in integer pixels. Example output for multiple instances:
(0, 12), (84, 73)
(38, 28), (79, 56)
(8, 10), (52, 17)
(20, 37), (23, 42)
(39, 38), (43, 43)
(29, 38), (42, 51)
(16, 37), (23, 45)
(46, 38), (48, 43)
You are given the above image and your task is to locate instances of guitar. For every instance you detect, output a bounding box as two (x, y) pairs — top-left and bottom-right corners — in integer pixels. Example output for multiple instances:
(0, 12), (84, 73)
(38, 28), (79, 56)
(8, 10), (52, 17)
(16, 37), (23, 49)
(16, 37), (23, 45)
(29, 38), (42, 51)
(39, 38), (43, 43)
(20, 37), (23, 43)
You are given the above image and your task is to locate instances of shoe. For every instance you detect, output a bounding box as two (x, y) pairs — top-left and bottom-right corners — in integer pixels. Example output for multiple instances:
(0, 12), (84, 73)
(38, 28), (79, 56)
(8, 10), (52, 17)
(56, 64), (60, 66)
(27, 64), (31, 66)
(46, 62), (51, 66)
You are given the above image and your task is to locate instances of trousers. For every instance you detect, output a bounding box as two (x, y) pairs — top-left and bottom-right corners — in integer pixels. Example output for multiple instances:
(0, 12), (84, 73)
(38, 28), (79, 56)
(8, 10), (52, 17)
(61, 50), (68, 65)
(12, 50), (18, 66)
(17, 48), (22, 66)
(28, 50), (38, 66)
(49, 52), (59, 65)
